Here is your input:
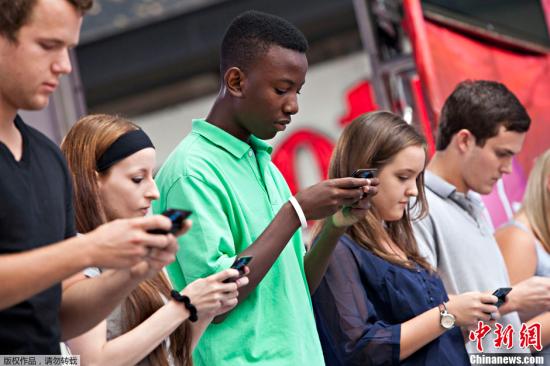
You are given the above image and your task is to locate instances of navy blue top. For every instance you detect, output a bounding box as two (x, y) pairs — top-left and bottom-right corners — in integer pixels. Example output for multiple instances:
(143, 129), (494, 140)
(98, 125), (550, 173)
(312, 235), (470, 366)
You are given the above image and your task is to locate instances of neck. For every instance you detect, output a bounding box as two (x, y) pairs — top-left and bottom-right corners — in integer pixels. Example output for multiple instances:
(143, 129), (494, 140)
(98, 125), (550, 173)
(0, 99), (18, 132)
(428, 150), (468, 193)
(206, 97), (251, 143)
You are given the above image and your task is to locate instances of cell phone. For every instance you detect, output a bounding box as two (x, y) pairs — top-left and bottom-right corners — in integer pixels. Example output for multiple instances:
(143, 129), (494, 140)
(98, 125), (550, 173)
(223, 256), (253, 283)
(148, 208), (192, 235)
(230, 256), (253, 275)
(492, 287), (512, 308)
(352, 168), (378, 179)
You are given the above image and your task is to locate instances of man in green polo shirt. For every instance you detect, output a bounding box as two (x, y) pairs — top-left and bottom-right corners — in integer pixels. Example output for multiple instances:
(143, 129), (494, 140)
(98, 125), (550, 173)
(154, 10), (378, 365)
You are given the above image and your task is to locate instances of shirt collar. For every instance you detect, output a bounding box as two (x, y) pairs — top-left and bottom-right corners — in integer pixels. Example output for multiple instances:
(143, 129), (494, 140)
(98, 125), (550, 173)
(424, 170), (456, 199)
(424, 170), (483, 207)
(191, 119), (273, 159)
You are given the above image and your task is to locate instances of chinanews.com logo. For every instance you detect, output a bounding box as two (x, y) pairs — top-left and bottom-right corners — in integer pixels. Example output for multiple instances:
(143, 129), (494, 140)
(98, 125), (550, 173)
(468, 321), (545, 365)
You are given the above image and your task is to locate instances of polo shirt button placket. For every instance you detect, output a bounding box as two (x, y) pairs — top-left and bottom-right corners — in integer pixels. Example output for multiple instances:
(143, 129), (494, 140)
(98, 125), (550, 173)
(248, 150), (253, 157)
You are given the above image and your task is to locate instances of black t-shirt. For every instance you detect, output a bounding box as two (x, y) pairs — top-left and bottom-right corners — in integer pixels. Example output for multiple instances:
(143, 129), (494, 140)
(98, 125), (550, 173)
(0, 115), (76, 354)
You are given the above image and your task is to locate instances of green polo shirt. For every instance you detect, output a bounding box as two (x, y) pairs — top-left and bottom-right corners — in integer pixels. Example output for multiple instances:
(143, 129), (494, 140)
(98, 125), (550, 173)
(153, 119), (325, 366)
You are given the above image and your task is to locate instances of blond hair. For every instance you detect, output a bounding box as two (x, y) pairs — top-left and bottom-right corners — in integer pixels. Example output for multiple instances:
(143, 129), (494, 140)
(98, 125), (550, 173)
(523, 149), (550, 251)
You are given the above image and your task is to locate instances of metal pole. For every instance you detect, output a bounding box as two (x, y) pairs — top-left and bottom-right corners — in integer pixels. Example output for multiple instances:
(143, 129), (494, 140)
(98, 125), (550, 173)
(352, 0), (391, 110)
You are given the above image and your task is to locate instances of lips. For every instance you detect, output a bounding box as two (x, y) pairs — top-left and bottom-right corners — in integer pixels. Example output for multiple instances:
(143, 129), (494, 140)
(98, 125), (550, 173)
(274, 120), (290, 131)
(42, 82), (58, 93)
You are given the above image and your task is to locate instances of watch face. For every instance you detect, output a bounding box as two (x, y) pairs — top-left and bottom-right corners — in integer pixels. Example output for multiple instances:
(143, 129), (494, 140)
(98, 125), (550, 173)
(441, 313), (456, 329)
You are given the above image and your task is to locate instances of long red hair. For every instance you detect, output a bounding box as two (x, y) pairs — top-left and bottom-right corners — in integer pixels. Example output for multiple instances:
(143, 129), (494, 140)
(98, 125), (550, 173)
(61, 114), (193, 366)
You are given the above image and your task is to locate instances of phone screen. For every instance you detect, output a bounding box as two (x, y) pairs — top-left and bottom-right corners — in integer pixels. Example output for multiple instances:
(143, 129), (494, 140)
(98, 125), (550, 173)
(231, 256), (253, 274)
(352, 169), (378, 179)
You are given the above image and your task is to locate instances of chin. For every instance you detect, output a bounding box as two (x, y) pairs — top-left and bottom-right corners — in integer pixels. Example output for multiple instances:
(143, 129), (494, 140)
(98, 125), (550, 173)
(25, 96), (50, 110)
(475, 184), (495, 195)
(256, 131), (278, 140)
(382, 210), (404, 222)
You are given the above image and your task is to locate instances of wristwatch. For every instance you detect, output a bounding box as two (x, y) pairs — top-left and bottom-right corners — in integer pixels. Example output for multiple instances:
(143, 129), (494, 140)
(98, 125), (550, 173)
(439, 303), (456, 329)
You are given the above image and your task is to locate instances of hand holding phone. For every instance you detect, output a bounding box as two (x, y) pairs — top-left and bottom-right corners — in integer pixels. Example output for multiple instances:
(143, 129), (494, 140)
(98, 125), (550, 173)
(223, 256), (253, 283)
(492, 287), (512, 308)
(148, 208), (192, 235)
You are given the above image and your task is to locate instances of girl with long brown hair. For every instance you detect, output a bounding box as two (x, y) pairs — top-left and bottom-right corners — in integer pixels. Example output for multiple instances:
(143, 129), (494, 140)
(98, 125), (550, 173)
(312, 111), (498, 365)
(61, 114), (248, 366)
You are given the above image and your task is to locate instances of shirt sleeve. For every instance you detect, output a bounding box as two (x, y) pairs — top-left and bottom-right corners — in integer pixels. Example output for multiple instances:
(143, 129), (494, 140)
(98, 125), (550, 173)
(312, 240), (401, 366)
(163, 174), (236, 287)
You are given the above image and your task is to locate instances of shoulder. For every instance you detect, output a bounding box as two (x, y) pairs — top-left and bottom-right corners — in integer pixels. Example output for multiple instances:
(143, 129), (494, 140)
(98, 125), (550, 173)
(156, 134), (220, 184)
(333, 235), (389, 274)
(22, 120), (65, 159)
(495, 224), (536, 254)
(19, 119), (70, 176)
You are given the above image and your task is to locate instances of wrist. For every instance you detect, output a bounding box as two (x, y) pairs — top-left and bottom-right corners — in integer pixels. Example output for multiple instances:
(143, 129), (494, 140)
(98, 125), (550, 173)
(171, 290), (198, 322)
(326, 214), (348, 234)
(289, 196), (308, 229)
(282, 202), (302, 231)
(439, 302), (456, 329)
(167, 299), (191, 322)
(74, 234), (97, 269)
(498, 293), (516, 314)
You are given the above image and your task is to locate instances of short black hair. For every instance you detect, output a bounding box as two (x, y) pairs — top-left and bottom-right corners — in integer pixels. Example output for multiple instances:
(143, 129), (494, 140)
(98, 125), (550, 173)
(436, 80), (531, 150)
(220, 10), (308, 74)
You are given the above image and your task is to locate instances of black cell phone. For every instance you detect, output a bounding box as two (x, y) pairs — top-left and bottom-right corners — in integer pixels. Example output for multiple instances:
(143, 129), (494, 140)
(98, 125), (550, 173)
(148, 208), (192, 235)
(230, 256), (253, 275)
(352, 168), (378, 179)
(223, 256), (253, 283)
(492, 287), (512, 308)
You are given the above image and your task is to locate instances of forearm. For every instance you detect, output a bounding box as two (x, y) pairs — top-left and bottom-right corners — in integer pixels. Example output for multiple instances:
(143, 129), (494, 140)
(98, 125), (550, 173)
(214, 203), (300, 322)
(400, 307), (445, 360)
(0, 236), (92, 310)
(71, 301), (189, 366)
(527, 312), (550, 349)
(190, 316), (214, 350)
(304, 218), (346, 293)
(60, 269), (144, 339)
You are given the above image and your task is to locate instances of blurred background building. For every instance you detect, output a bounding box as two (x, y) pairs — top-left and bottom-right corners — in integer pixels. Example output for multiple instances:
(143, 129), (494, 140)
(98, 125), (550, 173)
(29, 0), (550, 228)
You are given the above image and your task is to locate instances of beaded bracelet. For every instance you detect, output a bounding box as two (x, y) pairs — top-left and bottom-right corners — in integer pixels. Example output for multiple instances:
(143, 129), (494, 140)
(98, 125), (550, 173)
(170, 290), (198, 322)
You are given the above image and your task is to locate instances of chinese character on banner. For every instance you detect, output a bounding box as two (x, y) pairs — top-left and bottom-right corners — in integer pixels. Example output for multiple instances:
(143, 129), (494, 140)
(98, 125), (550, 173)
(519, 323), (542, 352)
(469, 321), (492, 352)
(494, 323), (515, 349)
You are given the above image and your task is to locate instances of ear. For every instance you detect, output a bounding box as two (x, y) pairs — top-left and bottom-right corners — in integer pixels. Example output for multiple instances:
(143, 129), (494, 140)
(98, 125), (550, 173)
(224, 67), (245, 98)
(454, 129), (475, 154)
(546, 173), (550, 194)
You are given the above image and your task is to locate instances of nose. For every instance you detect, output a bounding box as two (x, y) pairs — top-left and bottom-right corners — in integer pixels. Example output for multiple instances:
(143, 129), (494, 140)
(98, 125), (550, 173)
(52, 48), (72, 75)
(283, 94), (299, 115)
(145, 179), (160, 201)
(406, 183), (419, 198)
(500, 158), (513, 175)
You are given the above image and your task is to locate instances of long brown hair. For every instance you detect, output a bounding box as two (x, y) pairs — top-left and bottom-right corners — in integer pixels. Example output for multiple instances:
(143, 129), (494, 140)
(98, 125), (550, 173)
(61, 114), (193, 366)
(318, 111), (431, 270)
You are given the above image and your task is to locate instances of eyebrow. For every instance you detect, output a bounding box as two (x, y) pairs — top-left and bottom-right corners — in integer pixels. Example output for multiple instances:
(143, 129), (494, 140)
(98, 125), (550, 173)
(397, 168), (419, 174)
(497, 148), (516, 156)
(276, 78), (305, 88)
(38, 38), (78, 49)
